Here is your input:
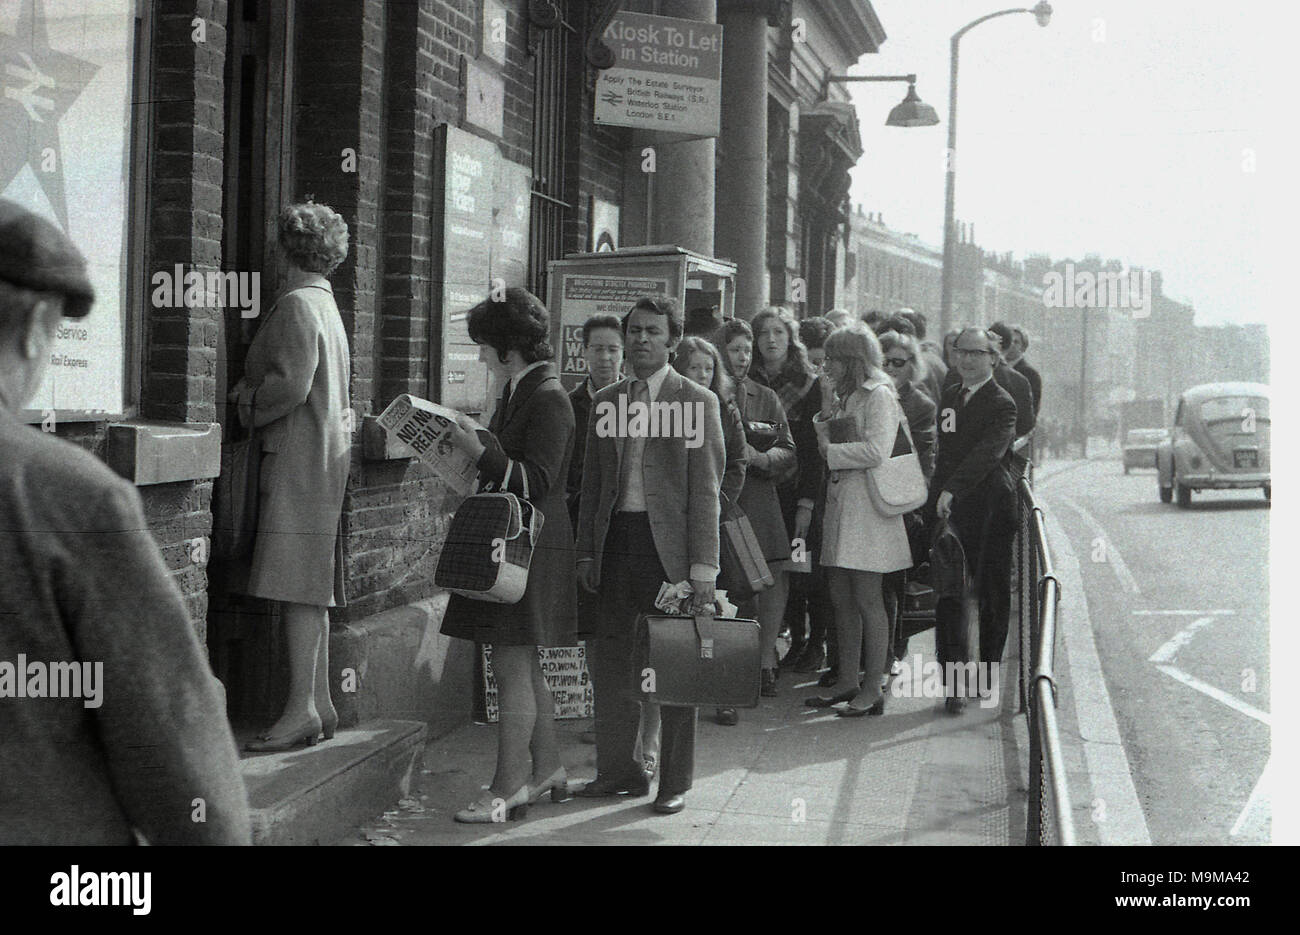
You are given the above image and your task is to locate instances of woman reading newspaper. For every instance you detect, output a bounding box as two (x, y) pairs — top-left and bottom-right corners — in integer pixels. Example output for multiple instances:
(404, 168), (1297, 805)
(441, 288), (577, 823)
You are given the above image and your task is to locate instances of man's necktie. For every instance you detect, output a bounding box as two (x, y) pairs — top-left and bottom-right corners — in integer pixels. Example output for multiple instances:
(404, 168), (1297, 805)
(618, 379), (648, 506)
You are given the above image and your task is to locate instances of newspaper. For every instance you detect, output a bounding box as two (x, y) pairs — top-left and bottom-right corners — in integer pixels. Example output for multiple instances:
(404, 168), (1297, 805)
(376, 394), (481, 494)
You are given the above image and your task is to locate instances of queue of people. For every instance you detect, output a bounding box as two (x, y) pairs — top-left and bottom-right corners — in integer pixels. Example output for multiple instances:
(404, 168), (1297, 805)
(0, 191), (1043, 836)
(428, 292), (1042, 819)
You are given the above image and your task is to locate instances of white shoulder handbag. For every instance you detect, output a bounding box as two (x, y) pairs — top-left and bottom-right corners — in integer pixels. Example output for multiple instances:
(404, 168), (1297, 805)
(866, 394), (928, 516)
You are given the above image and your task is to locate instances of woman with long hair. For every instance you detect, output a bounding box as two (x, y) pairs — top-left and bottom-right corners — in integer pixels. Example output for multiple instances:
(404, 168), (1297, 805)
(672, 335), (748, 726)
(805, 326), (913, 716)
(877, 330), (936, 697)
(717, 316), (798, 696)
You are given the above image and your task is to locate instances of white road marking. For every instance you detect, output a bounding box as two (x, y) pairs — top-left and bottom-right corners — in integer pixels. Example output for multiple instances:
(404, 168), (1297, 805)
(1042, 506), (1151, 845)
(1148, 616), (1271, 725)
(1147, 616), (1217, 664)
(1230, 755), (1272, 838)
(1152, 664), (1271, 726)
(1132, 610), (1235, 616)
(1055, 494), (1140, 595)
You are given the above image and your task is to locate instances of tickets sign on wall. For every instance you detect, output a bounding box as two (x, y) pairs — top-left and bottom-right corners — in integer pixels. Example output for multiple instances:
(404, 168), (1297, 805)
(434, 125), (533, 414)
(3, 0), (134, 419)
(593, 11), (723, 138)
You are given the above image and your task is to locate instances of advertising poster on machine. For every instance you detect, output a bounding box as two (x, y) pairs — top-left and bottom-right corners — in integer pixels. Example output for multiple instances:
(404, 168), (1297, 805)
(554, 271), (672, 390)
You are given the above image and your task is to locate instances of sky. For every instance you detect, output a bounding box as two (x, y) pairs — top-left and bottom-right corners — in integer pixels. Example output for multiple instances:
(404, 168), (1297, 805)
(843, 0), (1269, 327)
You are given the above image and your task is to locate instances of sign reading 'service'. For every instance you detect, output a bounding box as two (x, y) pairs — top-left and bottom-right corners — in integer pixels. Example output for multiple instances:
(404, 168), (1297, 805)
(594, 11), (723, 137)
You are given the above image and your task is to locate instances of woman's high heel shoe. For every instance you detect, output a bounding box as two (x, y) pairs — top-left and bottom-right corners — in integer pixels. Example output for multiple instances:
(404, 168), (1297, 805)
(245, 715), (323, 752)
(320, 708), (339, 741)
(528, 767), (571, 804)
(803, 688), (859, 708)
(454, 784), (530, 823)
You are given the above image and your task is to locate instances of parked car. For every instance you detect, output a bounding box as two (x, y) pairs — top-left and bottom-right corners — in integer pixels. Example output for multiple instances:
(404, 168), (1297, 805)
(1122, 428), (1167, 473)
(1156, 382), (1270, 507)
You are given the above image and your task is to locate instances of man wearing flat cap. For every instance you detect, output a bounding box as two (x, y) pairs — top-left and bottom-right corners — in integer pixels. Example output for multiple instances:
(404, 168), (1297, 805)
(0, 198), (251, 844)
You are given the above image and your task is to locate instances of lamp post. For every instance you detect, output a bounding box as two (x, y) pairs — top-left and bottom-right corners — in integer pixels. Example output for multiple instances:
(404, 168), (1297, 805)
(820, 74), (941, 128)
(938, 1), (1052, 338)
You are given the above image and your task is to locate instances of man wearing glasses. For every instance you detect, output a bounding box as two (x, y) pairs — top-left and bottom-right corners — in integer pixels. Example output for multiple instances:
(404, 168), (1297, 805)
(928, 328), (1018, 712)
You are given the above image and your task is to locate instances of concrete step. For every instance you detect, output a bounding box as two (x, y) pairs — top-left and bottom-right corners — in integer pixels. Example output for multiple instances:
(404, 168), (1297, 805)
(239, 719), (427, 845)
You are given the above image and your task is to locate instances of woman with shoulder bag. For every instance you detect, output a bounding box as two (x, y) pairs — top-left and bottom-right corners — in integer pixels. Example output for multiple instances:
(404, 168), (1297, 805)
(878, 330), (937, 684)
(804, 326), (913, 717)
(719, 317), (797, 698)
(441, 288), (577, 822)
(228, 200), (351, 752)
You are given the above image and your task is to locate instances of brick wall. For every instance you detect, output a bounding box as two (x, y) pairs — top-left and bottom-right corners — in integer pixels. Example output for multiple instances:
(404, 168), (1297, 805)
(136, 1), (229, 635)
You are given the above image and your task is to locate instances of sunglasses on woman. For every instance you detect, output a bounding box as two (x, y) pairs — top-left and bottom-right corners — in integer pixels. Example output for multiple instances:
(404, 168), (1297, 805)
(882, 356), (913, 369)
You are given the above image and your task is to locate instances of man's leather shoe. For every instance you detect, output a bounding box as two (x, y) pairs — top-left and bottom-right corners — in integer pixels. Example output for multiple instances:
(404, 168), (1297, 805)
(945, 697), (966, 715)
(575, 774), (651, 797)
(653, 793), (686, 814)
(817, 668), (840, 688)
(716, 706), (738, 726)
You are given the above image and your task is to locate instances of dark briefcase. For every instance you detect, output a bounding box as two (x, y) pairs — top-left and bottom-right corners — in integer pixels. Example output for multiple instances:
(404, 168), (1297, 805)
(632, 612), (762, 708)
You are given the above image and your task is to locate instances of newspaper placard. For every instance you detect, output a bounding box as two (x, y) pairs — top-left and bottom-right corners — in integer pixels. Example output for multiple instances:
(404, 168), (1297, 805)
(557, 273), (672, 388)
(481, 643), (594, 722)
(376, 394), (480, 494)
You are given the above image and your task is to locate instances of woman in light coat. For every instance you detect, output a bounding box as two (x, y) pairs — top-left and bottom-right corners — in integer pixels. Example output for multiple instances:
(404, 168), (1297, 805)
(805, 326), (912, 716)
(230, 201), (352, 750)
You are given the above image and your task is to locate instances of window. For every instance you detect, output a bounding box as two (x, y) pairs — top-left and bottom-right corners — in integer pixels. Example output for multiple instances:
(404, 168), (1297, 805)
(528, 0), (575, 301)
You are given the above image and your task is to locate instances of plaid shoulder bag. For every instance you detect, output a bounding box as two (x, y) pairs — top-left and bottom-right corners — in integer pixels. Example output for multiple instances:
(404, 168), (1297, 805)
(435, 461), (545, 603)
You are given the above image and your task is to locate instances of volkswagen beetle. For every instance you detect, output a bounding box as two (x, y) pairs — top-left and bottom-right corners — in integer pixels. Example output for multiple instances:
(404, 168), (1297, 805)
(1156, 382), (1269, 506)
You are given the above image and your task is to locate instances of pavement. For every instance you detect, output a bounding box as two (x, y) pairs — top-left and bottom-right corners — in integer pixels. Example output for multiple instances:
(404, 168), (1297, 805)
(329, 457), (1126, 847)
(334, 635), (1030, 846)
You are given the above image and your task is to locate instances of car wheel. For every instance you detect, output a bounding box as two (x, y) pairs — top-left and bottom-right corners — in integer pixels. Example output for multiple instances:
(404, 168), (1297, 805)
(1159, 481), (1172, 503)
(1264, 484), (1271, 501)
(1175, 478), (1192, 507)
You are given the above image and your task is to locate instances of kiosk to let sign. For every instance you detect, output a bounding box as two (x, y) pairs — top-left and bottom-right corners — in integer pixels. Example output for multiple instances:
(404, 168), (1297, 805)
(594, 11), (723, 137)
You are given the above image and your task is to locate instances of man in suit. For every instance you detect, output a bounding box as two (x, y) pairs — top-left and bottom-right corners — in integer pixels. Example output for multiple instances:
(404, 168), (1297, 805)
(0, 199), (251, 843)
(895, 308), (947, 406)
(929, 327), (1018, 714)
(1007, 325), (1043, 418)
(944, 323), (1035, 470)
(566, 314), (624, 530)
(575, 295), (726, 814)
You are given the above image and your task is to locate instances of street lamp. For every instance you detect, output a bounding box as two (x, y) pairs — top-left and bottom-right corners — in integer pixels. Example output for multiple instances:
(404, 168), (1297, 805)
(938, 1), (1052, 337)
(821, 74), (940, 128)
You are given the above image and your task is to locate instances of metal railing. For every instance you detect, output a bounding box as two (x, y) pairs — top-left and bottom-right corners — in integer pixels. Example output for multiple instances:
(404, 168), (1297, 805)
(1015, 472), (1075, 845)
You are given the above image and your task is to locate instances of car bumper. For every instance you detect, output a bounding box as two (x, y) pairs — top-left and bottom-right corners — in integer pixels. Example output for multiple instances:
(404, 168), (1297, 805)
(1177, 472), (1269, 489)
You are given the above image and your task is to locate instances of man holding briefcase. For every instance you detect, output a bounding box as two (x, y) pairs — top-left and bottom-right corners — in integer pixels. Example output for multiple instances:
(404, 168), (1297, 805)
(575, 296), (726, 815)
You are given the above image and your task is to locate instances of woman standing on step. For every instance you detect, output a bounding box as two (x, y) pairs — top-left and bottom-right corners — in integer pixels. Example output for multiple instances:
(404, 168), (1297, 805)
(231, 200), (352, 753)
